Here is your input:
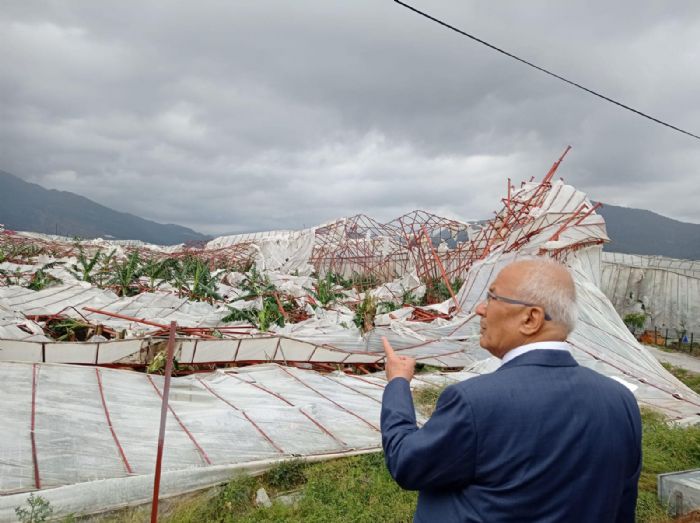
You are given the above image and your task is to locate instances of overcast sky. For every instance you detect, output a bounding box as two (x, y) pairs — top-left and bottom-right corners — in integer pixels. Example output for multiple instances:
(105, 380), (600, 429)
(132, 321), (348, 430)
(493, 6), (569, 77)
(2, 1), (699, 235)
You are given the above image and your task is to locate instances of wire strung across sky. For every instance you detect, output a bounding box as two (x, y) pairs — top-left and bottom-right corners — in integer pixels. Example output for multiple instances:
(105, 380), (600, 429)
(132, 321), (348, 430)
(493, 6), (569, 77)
(394, 0), (700, 142)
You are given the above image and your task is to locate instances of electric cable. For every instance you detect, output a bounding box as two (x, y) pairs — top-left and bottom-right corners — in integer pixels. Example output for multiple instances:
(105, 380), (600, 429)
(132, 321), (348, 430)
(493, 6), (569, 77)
(394, 0), (700, 142)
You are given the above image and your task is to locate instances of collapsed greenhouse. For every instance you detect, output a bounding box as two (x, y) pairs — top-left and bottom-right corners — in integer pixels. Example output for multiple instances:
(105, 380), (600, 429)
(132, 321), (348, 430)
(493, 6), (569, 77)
(1, 152), (699, 519)
(601, 252), (700, 334)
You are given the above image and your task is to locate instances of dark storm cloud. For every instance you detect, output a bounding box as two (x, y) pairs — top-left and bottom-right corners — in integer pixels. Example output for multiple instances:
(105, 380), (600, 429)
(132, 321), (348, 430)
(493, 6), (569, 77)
(1, 1), (699, 235)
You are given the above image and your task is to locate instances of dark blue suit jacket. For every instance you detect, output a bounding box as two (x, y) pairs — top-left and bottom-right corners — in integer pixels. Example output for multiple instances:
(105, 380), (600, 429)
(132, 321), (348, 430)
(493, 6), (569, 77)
(381, 350), (642, 522)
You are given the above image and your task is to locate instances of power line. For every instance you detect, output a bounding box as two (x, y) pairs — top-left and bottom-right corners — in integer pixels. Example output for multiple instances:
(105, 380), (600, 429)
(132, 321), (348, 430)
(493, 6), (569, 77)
(394, 0), (700, 142)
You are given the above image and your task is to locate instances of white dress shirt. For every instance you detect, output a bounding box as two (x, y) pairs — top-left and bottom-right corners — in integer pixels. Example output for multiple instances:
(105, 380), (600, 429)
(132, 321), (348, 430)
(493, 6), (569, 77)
(501, 340), (571, 365)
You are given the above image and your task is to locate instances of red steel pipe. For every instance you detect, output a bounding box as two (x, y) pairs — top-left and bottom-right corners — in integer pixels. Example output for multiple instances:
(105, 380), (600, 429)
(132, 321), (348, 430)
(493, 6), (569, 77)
(150, 321), (177, 523)
(30, 363), (41, 489)
(421, 225), (460, 313)
(84, 307), (169, 329)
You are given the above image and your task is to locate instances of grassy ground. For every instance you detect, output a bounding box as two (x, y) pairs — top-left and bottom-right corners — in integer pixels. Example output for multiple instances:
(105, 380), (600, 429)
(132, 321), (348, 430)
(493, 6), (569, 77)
(66, 369), (700, 523)
(662, 362), (700, 394)
(649, 343), (700, 358)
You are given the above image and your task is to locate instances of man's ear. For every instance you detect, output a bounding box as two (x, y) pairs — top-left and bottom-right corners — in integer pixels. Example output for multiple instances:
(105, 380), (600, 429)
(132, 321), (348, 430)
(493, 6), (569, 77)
(519, 307), (546, 336)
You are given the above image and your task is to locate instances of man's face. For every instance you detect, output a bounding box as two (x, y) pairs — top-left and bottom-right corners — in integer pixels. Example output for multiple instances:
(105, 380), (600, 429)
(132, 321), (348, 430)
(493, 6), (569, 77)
(474, 265), (526, 358)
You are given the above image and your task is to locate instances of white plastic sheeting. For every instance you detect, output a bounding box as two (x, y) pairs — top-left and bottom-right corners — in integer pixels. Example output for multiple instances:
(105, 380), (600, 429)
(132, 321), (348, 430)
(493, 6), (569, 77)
(0, 278), (478, 367)
(0, 361), (412, 520)
(2, 177), (700, 519)
(2, 180), (699, 392)
(205, 228), (317, 275)
(601, 252), (700, 333)
(452, 181), (700, 424)
(455, 248), (700, 424)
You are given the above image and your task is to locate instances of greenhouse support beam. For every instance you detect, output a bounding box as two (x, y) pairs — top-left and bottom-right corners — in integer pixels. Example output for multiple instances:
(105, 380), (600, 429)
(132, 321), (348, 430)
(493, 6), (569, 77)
(421, 225), (460, 313)
(84, 307), (169, 329)
(151, 322), (177, 523)
(30, 364), (41, 489)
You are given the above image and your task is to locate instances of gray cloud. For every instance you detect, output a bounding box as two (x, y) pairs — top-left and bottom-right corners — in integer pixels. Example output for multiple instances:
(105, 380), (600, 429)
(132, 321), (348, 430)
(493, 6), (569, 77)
(1, 0), (699, 235)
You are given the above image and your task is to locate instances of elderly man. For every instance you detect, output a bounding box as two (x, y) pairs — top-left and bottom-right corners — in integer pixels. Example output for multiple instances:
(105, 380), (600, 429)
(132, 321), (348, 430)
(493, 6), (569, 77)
(381, 258), (642, 522)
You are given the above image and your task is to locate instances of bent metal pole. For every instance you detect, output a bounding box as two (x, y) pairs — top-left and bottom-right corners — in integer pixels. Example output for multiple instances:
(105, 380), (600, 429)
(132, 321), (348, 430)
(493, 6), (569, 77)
(150, 321), (177, 523)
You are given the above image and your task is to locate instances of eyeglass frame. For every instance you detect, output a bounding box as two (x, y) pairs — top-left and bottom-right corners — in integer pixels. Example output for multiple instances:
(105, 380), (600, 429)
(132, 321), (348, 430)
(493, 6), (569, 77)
(485, 290), (552, 321)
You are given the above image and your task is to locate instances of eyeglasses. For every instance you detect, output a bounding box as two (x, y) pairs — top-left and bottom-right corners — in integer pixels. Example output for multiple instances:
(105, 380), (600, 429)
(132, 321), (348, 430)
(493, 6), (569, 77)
(486, 290), (552, 321)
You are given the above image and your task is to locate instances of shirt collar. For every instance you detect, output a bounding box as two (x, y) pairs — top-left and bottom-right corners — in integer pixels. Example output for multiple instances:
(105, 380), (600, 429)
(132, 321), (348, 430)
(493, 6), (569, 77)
(500, 341), (571, 365)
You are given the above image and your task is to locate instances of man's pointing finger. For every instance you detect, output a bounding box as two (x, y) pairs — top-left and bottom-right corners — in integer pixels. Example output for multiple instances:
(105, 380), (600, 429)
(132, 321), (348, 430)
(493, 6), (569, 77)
(382, 336), (396, 359)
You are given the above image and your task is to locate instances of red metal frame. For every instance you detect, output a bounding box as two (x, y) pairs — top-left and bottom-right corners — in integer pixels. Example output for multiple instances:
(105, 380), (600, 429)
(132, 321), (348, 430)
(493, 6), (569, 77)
(30, 363), (41, 489)
(150, 322), (177, 523)
(95, 368), (133, 474)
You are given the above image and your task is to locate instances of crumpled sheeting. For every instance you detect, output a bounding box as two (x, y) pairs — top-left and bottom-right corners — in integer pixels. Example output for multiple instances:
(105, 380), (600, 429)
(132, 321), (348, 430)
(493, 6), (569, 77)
(0, 304), (48, 341)
(0, 284), (118, 317)
(601, 252), (700, 333)
(206, 229), (317, 275)
(369, 269), (425, 303)
(1, 179), (698, 420)
(455, 245), (700, 423)
(0, 285), (229, 336)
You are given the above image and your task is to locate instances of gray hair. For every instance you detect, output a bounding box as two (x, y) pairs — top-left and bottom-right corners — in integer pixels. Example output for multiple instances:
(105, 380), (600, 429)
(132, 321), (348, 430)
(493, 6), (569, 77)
(512, 258), (578, 333)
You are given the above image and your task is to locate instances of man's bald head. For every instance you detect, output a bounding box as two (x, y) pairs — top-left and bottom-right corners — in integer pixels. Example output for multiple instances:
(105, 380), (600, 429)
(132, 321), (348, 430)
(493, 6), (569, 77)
(504, 258), (577, 334)
(475, 257), (578, 357)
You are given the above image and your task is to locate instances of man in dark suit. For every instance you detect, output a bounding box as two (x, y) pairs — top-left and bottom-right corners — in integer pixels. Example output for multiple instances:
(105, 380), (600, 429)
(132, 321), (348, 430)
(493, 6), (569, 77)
(381, 258), (642, 522)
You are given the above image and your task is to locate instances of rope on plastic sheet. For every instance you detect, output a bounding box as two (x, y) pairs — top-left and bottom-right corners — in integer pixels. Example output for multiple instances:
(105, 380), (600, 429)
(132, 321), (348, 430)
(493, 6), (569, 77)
(223, 371), (347, 446)
(146, 374), (213, 465)
(195, 376), (285, 454)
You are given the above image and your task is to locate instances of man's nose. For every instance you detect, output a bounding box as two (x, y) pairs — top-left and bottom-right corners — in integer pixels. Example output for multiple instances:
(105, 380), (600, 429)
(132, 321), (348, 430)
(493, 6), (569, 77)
(475, 300), (487, 317)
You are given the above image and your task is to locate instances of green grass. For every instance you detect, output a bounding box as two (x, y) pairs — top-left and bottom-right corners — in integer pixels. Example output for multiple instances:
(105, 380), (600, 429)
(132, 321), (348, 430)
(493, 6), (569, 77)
(661, 363), (700, 394)
(157, 409), (699, 523)
(637, 409), (700, 522)
(161, 453), (417, 523)
(412, 384), (446, 417)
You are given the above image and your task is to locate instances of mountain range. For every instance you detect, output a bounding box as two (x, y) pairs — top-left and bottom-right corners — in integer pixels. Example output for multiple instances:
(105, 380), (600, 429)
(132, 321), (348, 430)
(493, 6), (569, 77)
(0, 170), (209, 245)
(2, 169), (699, 258)
(596, 202), (700, 260)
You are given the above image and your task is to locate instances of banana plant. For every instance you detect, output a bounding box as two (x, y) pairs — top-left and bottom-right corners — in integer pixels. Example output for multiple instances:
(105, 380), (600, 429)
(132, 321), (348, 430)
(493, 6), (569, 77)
(27, 262), (64, 291)
(172, 256), (222, 303)
(0, 267), (24, 286)
(140, 257), (175, 291)
(68, 247), (103, 283)
(353, 294), (378, 334)
(306, 272), (345, 307)
(240, 266), (277, 299)
(110, 251), (141, 297)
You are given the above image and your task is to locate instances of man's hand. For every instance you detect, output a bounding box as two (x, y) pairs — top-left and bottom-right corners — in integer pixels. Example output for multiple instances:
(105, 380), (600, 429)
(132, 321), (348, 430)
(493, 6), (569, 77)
(382, 336), (416, 383)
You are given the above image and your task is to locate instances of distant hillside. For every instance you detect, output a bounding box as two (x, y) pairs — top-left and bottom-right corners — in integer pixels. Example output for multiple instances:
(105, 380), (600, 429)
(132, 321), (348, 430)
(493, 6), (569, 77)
(597, 203), (700, 260)
(0, 170), (210, 245)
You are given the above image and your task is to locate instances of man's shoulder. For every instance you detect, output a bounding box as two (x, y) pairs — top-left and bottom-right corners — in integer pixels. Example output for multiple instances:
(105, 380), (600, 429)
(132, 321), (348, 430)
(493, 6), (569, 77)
(450, 358), (637, 403)
(448, 369), (515, 399)
(575, 365), (639, 402)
